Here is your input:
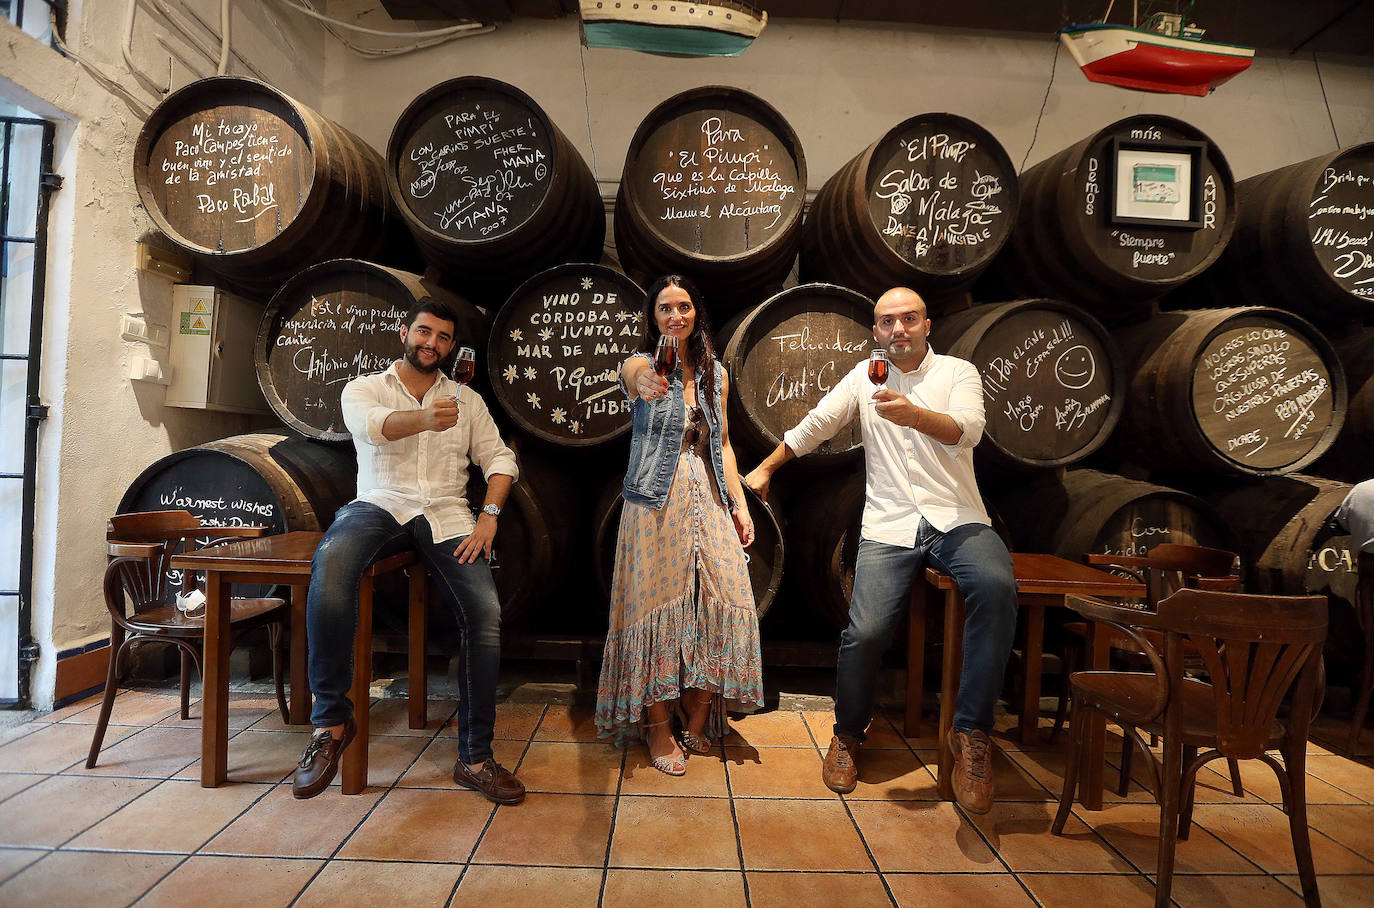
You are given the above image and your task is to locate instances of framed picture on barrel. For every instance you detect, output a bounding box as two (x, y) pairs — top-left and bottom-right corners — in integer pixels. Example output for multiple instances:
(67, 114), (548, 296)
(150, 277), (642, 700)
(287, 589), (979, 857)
(1107, 137), (1206, 229)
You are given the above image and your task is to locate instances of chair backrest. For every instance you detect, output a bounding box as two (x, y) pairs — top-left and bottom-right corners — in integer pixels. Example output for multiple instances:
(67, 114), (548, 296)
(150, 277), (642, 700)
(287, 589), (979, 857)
(1145, 542), (1242, 602)
(104, 510), (205, 621)
(1155, 588), (1327, 758)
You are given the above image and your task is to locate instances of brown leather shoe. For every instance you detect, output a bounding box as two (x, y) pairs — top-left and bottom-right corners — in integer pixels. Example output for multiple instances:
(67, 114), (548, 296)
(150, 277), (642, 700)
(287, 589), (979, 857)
(823, 734), (860, 794)
(292, 717), (356, 800)
(453, 758), (526, 805)
(950, 729), (995, 814)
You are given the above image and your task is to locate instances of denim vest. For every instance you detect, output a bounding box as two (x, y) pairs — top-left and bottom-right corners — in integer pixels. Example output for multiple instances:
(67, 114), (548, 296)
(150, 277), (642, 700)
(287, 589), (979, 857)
(621, 352), (733, 512)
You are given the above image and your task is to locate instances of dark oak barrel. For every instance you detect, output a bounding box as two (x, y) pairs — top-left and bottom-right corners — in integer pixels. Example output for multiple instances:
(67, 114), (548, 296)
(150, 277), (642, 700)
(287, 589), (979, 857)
(1315, 327), (1374, 481)
(989, 115), (1235, 324)
(134, 77), (410, 297)
(255, 260), (486, 442)
(614, 86), (807, 313)
(1180, 143), (1374, 324)
(486, 264), (645, 448)
(1111, 308), (1346, 477)
(939, 299), (1123, 469)
(718, 283), (874, 463)
(591, 476), (784, 618)
(786, 471), (865, 630)
(996, 469), (1234, 562)
(386, 77), (605, 303)
(801, 113), (1018, 308)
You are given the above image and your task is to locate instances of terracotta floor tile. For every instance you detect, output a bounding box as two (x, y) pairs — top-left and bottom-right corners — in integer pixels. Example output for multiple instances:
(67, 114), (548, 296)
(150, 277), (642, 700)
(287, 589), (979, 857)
(734, 799), (871, 871)
(1005, 748), (1156, 806)
(366, 698), (456, 736)
(885, 872), (1036, 907)
(968, 802), (1133, 873)
(722, 710), (816, 747)
(1076, 803), (1261, 875)
(1190, 803), (1374, 874)
(0, 775), (156, 847)
(914, 747), (1052, 802)
(603, 869), (747, 906)
(158, 696), (274, 731)
(491, 702), (547, 740)
(803, 710), (913, 749)
(70, 778), (271, 853)
(846, 747), (940, 800)
(990, 713), (1063, 753)
(0, 725), (39, 748)
(454, 865), (602, 906)
(337, 788), (492, 862)
(1169, 873), (1306, 907)
(0, 772), (45, 804)
(137, 855), (321, 908)
(395, 736), (525, 788)
(0, 848), (45, 885)
(848, 801), (1000, 872)
(1212, 760), (1363, 805)
(172, 729), (310, 784)
(1017, 872), (1156, 908)
(1277, 874), (1374, 904)
(620, 745), (729, 797)
(609, 796), (739, 869)
(472, 793), (614, 866)
(57, 689), (183, 727)
(748, 870), (892, 907)
(515, 740), (623, 794)
(204, 783), (381, 858)
(533, 704), (603, 742)
(71, 726), (203, 779)
(244, 698), (304, 732)
(0, 849), (181, 906)
(0, 722), (139, 773)
(724, 745), (838, 799)
(36, 695), (101, 722)
(326, 734), (429, 790)
(1301, 754), (1374, 802)
(882, 710), (945, 750)
(1305, 803), (1374, 855)
(295, 859), (459, 907)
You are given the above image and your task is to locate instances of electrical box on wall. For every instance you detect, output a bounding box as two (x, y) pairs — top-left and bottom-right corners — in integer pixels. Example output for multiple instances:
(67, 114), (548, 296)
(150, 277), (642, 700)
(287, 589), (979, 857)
(165, 285), (271, 415)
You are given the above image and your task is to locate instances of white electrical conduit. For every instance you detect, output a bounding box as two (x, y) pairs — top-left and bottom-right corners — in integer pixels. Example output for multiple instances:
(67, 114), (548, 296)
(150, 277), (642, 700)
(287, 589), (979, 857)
(218, 0), (231, 75)
(146, 0), (271, 82)
(267, 0), (486, 38)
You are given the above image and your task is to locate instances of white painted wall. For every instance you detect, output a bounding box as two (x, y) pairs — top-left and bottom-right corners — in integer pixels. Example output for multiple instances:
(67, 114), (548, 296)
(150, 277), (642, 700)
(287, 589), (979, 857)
(2, 4), (1372, 708)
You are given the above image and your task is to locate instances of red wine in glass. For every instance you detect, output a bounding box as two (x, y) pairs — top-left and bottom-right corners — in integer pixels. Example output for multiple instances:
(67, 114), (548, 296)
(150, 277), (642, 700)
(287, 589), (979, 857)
(453, 347), (476, 385)
(654, 335), (679, 377)
(868, 349), (889, 387)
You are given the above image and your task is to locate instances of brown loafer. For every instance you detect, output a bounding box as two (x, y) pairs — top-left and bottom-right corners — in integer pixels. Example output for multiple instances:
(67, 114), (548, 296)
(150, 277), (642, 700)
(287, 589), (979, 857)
(453, 758), (526, 805)
(950, 729), (995, 814)
(822, 734), (861, 794)
(292, 717), (356, 800)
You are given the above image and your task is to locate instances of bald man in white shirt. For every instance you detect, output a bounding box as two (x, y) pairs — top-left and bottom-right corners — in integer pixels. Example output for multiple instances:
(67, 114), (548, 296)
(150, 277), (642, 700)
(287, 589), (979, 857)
(746, 288), (1017, 814)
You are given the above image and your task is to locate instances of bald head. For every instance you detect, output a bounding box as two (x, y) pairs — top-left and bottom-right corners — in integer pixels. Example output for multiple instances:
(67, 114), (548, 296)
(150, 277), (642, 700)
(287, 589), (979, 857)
(874, 287), (927, 322)
(872, 287), (931, 369)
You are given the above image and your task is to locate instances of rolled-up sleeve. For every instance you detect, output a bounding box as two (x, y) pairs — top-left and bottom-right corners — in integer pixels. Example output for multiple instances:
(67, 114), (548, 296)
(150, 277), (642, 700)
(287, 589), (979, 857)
(782, 368), (860, 457)
(939, 360), (987, 455)
(464, 389), (519, 482)
(341, 377), (395, 446)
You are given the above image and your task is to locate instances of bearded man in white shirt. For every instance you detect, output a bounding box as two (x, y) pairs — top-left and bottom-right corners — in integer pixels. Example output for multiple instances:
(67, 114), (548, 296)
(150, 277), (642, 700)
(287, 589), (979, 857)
(292, 297), (524, 806)
(745, 287), (1017, 814)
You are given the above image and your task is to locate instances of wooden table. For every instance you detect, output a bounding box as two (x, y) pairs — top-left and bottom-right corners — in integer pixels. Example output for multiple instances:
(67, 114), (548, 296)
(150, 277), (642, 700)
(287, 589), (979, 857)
(904, 552), (1146, 810)
(172, 531), (427, 794)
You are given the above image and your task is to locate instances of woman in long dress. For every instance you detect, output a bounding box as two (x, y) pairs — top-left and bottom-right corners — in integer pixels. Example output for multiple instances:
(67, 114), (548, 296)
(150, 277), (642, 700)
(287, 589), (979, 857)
(594, 275), (764, 775)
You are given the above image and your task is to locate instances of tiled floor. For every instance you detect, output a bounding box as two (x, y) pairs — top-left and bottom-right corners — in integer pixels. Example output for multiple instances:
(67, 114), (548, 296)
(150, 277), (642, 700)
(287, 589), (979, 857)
(1, 688), (1373, 906)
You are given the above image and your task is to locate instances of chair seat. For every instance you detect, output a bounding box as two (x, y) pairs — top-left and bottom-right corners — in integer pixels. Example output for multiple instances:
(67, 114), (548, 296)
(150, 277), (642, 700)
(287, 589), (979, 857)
(1072, 672), (1286, 749)
(124, 597), (286, 636)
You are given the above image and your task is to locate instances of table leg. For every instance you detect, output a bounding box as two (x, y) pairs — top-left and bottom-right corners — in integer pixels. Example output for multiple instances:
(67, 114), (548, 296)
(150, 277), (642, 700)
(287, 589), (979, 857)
(1083, 619), (1110, 810)
(408, 567), (427, 730)
(905, 580), (928, 737)
(342, 577), (373, 795)
(200, 571), (231, 788)
(1020, 602), (1046, 745)
(288, 584), (310, 726)
(938, 590), (965, 801)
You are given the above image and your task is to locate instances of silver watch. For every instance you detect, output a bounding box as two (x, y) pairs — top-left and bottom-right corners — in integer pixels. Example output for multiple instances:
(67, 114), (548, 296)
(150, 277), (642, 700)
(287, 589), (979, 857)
(481, 503), (501, 518)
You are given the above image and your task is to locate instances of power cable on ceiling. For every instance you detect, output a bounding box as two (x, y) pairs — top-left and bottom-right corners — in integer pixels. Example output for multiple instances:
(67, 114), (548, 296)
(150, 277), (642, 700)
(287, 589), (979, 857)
(1312, 52), (1342, 149)
(1021, 36), (1061, 172)
(270, 0), (495, 57)
(579, 41), (600, 181)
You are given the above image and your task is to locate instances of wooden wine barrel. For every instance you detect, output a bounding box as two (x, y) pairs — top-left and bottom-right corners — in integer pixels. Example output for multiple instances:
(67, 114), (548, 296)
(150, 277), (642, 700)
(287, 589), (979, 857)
(486, 264), (645, 447)
(614, 86), (807, 313)
(386, 77), (605, 302)
(1111, 308), (1346, 477)
(938, 299), (1123, 469)
(591, 476), (784, 618)
(134, 77), (411, 297)
(990, 115), (1236, 324)
(1315, 327), (1374, 481)
(718, 283), (874, 462)
(801, 112), (1018, 308)
(1182, 143), (1374, 324)
(997, 469), (1234, 562)
(255, 260), (486, 442)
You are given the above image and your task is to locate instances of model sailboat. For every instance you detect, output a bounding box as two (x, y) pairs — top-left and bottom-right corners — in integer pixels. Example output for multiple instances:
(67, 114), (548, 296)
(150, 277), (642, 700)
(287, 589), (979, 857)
(579, 1), (767, 57)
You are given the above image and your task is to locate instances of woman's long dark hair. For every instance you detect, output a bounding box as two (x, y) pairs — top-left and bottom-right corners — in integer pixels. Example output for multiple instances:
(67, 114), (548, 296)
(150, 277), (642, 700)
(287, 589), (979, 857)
(638, 274), (721, 421)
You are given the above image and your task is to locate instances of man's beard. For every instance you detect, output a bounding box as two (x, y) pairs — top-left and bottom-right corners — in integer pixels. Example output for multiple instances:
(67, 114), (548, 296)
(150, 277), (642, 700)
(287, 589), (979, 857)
(404, 342), (444, 374)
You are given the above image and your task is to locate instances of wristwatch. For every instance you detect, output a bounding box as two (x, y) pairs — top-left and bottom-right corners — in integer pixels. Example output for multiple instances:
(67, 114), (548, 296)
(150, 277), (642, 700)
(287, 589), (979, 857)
(481, 503), (501, 518)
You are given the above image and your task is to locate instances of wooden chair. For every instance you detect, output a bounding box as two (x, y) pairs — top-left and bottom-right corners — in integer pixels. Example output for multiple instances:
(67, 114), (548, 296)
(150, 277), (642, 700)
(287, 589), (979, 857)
(1053, 588), (1327, 908)
(86, 510), (289, 768)
(1349, 551), (1374, 753)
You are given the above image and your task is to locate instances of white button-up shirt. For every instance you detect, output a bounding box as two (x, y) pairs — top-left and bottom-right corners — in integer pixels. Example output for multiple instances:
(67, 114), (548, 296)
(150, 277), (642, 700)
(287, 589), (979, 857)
(783, 346), (990, 545)
(341, 362), (519, 542)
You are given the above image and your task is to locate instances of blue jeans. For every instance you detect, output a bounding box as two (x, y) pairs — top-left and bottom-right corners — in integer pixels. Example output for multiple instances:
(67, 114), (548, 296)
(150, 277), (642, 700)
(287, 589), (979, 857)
(307, 501), (503, 764)
(835, 521), (1017, 739)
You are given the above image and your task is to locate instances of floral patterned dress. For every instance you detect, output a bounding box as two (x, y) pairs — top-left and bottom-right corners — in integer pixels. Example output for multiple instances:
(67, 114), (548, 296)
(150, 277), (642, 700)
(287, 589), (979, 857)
(595, 397), (764, 745)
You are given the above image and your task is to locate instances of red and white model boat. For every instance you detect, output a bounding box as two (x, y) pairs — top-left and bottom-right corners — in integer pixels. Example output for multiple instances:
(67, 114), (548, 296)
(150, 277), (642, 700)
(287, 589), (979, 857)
(1060, 7), (1254, 97)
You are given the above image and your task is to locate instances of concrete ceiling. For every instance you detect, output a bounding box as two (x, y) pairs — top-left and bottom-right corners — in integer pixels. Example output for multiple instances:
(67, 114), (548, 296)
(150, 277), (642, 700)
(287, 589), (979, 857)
(376, 1), (1374, 56)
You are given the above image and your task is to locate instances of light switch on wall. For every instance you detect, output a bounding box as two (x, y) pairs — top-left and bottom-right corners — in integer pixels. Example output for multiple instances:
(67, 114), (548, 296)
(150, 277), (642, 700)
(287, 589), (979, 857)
(120, 314), (169, 347)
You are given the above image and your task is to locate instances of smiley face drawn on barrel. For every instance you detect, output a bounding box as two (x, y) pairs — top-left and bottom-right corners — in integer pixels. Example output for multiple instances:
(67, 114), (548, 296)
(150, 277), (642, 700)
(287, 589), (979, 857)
(1054, 345), (1095, 390)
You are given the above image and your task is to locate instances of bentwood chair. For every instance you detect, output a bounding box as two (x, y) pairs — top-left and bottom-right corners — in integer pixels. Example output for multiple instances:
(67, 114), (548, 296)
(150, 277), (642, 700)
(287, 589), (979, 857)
(86, 510), (289, 768)
(1054, 588), (1327, 908)
(1348, 551), (1374, 752)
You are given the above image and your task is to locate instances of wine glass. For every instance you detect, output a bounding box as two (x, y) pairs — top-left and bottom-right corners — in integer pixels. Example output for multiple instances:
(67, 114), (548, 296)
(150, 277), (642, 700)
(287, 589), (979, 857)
(868, 348), (889, 402)
(453, 347), (477, 385)
(654, 334), (679, 377)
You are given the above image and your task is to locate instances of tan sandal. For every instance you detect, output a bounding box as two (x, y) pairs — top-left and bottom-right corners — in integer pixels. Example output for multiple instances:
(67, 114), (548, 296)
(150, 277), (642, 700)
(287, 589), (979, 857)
(643, 718), (686, 776)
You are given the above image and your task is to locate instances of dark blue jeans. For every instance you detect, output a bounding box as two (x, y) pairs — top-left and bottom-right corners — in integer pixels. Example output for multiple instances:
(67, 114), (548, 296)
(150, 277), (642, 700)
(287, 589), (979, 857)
(835, 520), (1017, 739)
(307, 501), (502, 764)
